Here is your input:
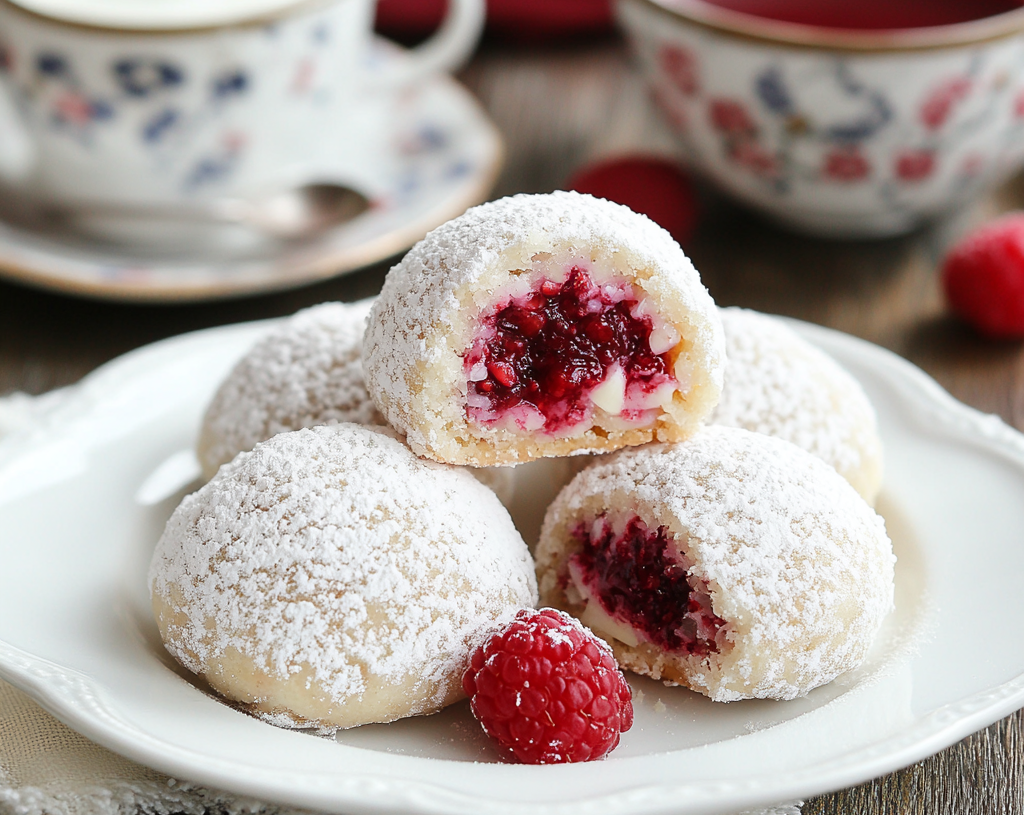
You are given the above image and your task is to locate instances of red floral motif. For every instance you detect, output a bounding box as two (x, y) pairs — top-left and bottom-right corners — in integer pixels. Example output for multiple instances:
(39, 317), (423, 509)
(651, 85), (689, 133)
(920, 77), (972, 131)
(895, 149), (936, 182)
(222, 130), (247, 153)
(729, 139), (779, 178)
(659, 44), (699, 97)
(1014, 89), (1024, 118)
(291, 57), (316, 95)
(709, 99), (755, 135)
(824, 146), (871, 183)
(960, 154), (985, 178)
(54, 92), (94, 126)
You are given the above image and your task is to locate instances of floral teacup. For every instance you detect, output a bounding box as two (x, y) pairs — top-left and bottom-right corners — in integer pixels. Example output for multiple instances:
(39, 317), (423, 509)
(0, 0), (484, 212)
(618, 0), (1024, 237)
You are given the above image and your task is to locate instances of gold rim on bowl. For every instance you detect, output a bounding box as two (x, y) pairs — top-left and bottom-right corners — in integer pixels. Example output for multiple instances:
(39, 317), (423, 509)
(0, 0), (334, 35)
(632, 0), (1024, 52)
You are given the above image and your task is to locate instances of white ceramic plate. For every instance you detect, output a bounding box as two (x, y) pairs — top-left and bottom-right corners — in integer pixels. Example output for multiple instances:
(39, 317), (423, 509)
(0, 41), (502, 303)
(1, 319), (1024, 815)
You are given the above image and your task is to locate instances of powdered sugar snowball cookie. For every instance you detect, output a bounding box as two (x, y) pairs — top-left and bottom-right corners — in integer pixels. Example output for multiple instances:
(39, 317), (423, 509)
(196, 300), (383, 481)
(150, 423), (538, 731)
(535, 426), (895, 702)
(196, 300), (516, 505)
(364, 191), (725, 466)
(712, 307), (884, 505)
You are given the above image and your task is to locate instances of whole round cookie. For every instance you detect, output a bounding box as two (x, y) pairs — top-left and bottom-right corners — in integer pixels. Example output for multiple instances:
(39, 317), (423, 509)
(535, 426), (894, 702)
(150, 424), (538, 731)
(712, 307), (884, 505)
(197, 300), (383, 481)
(364, 191), (725, 466)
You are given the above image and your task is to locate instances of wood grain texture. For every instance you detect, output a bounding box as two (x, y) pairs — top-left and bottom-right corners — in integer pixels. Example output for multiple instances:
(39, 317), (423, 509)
(1, 33), (1023, 814)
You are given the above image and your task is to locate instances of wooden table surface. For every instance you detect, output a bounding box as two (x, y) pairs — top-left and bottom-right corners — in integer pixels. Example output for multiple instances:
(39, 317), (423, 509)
(2, 33), (1024, 815)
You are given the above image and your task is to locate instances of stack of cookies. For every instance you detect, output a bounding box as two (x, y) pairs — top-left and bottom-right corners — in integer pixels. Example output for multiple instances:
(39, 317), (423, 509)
(149, 191), (894, 737)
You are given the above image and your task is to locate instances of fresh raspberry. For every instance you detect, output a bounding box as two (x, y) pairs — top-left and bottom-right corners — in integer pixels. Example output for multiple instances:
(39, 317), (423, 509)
(942, 213), (1024, 339)
(566, 156), (698, 247)
(462, 608), (633, 764)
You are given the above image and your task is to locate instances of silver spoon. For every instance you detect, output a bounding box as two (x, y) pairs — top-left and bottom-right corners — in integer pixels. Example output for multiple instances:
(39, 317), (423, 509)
(44, 183), (371, 241)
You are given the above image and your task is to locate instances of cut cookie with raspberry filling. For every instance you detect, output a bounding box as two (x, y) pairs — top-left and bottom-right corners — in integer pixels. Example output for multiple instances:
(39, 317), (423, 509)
(565, 514), (728, 659)
(464, 265), (685, 436)
(536, 426), (895, 702)
(364, 191), (725, 466)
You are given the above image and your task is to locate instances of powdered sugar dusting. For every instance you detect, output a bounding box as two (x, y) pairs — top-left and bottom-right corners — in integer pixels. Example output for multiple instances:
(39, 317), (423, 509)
(712, 308), (883, 503)
(197, 300), (383, 480)
(150, 424), (537, 729)
(363, 191), (724, 465)
(537, 426), (894, 702)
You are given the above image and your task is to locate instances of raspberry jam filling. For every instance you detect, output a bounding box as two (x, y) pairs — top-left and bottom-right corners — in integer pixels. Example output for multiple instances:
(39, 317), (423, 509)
(566, 515), (726, 657)
(464, 266), (678, 434)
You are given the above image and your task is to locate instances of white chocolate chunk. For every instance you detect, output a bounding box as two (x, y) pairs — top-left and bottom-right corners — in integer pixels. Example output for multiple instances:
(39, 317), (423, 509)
(649, 322), (681, 356)
(591, 364), (627, 415)
(567, 559), (640, 647)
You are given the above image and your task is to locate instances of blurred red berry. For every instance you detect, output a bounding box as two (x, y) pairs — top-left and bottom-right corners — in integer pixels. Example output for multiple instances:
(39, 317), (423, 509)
(567, 155), (698, 246)
(463, 608), (633, 765)
(943, 212), (1024, 339)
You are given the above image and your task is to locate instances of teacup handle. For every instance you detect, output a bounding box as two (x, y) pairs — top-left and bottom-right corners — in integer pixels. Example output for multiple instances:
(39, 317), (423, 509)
(0, 79), (34, 184)
(371, 0), (486, 86)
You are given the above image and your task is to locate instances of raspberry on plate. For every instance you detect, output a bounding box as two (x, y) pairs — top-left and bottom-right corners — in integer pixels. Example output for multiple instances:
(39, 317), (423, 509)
(462, 608), (633, 764)
(942, 212), (1024, 339)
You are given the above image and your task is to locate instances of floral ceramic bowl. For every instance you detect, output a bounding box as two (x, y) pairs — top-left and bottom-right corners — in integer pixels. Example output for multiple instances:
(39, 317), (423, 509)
(617, 0), (1024, 236)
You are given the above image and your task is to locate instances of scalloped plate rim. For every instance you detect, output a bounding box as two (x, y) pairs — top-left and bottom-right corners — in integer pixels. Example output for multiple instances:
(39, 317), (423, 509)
(0, 316), (1023, 815)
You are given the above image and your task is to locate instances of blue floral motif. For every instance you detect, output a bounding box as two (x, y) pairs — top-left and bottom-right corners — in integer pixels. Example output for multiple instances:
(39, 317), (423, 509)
(113, 59), (184, 98)
(444, 160), (472, 180)
(755, 68), (793, 115)
(825, 63), (892, 143)
(212, 69), (249, 99)
(185, 155), (235, 189)
(90, 100), (115, 121)
(419, 125), (447, 151)
(37, 53), (68, 77)
(184, 134), (245, 191)
(312, 23), (330, 44)
(142, 107), (180, 143)
(397, 168), (421, 196)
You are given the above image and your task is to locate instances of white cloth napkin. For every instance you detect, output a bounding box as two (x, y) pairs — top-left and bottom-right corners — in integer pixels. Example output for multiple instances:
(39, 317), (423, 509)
(0, 389), (802, 815)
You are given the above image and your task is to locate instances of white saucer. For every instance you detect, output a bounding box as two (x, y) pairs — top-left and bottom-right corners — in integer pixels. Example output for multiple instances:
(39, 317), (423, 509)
(2, 319), (1024, 814)
(0, 43), (503, 303)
